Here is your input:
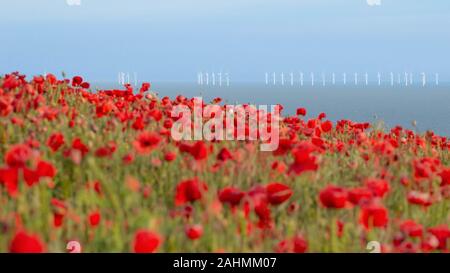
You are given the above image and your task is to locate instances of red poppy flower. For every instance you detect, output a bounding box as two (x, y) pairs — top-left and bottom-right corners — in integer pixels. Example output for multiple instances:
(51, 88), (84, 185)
(365, 178), (390, 198)
(71, 138), (89, 157)
(53, 213), (64, 228)
(174, 178), (208, 206)
(293, 234), (308, 253)
(9, 231), (45, 253)
(189, 141), (209, 161)
(217, 147), (233, 162)
(133, 230), (161, 253)
(427, 225), (450, 250)
(321, 120), (333, 133)
(359, 203), (388, 230)
(164, 151), (177, 162)
(95, 142), (117, 158)
(266, 182), (293, 205)
(289, 142), (318, 175)
(296, 108), (306, 116)
(439, 168), (450, 186)
(23, 160), (57, 186)
(254, 199), (272, 229)
(185, 224), (203, 240)
(399, 219), (423, 238)
(348, 187), (373, 205)
(4, 144), (32, 168)
(0, 167), (19, 196)
(319, 185), (348, 209)
(140, 82), (151, 93)
(273, 138), (295, 156)
(88, 211), (101, 227)
(275, 234), (308, 253)
(47, 133), (65, 152)
(133, 131), (161, 155)
(122, 153), (135, 165)
(407, 191), (432, 207)
(72, 76), (83, 87)
(218, 187), (245, 207)
(80, 82), (90, 89)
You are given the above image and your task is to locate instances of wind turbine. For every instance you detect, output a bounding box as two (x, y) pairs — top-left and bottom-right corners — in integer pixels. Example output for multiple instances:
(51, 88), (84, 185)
(404, 72), (408, 87)
(212, 72), (216, 86)
(354, 73), (358, 86)
(290, 72), (294, 86)
(377, 72), (381, 86)
(435, 73), (439, 86)
(365, 72), (369, 86)
(390, 72), (394, 86)
(205, 72), (209, 86)
(198, 72), (203, 85)
(300, 72), (304, 86)
(421, 72), (426, 87)
(343, 73), (347, 85)
(265, 72), (269, 85)
(311, 72), (315, 86)
(273, 72), (276, 85)
(281, 72), (285, 86)
(332, 73), (336, 85)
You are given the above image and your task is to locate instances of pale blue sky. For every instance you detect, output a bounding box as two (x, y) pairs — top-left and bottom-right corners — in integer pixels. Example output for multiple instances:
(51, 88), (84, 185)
(1, 0), (449, 82)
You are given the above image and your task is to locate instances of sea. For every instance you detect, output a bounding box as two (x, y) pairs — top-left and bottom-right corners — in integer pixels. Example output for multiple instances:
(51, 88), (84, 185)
(91, 82), (450, 137)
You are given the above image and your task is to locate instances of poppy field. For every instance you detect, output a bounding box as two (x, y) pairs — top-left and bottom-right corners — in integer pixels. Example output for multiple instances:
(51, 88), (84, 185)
(0, 72), (449, 253)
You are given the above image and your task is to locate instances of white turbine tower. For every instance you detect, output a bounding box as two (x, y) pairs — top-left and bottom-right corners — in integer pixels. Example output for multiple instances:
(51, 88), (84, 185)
(322, 73), (326, 86)
(365, 72), (369, 86)
(390, 72), (394, 86)
(218, 72), (222, 87)
(377, 72), (381, 86)
(290, 72), (294, 86)
(281, 72), (285, 86)
(273, 72), (276, 85)
(404, 72), (408, 87)
(421, 72), (426, 87)
(311, 72), (315, 86)
(225, 73), (230, 87)
(265, 72), (269, 85)
(354, 73), (358, 86)
(332, 73), (336, 85)
(397, 73), (401, 85)
(205, 72), (209, 86)
(212, 72), (216, 86)
(435, 73), (439, 86)
(300, 72), (304, 86)
(198, 72), (204, 85)
(343, 73), (347, 85)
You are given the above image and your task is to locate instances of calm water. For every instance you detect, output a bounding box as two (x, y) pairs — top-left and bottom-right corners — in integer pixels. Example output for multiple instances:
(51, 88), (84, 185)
(92, 82), (450, 137)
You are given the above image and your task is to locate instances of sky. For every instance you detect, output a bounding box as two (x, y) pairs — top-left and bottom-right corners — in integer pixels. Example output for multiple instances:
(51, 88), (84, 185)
(1, 0), (450, 82)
